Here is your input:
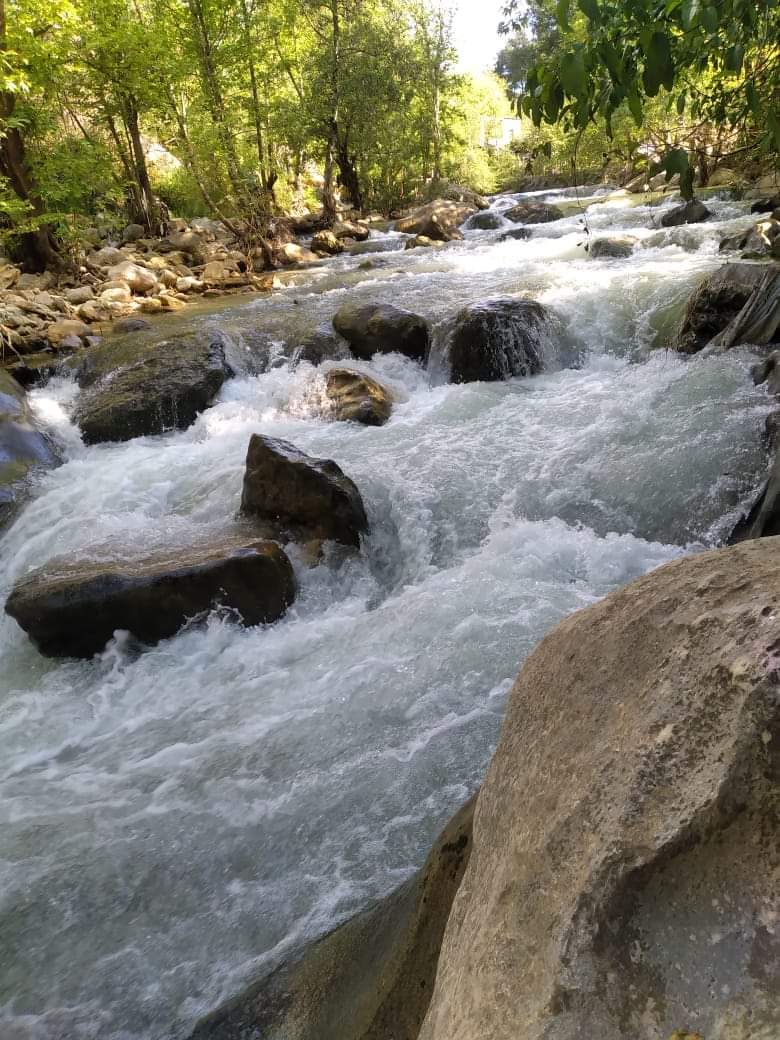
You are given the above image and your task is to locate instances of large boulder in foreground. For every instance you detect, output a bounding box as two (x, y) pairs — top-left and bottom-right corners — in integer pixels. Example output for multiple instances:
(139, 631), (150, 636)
(394, 200), (475, 242)
(332, 302), (430, 362)
(0, 370), (58, 528)
(241, 434), (368, 548)
(420, 539), (780, 1040)
(5, 536), (295, 658)
(190, 797), (475, 1040)
(73, 331), (233, 443)
(504, 201), (563, 224)
(676, 261), (775, 354)
(324, 368), (394, 426)
(431, 298), (556, 383)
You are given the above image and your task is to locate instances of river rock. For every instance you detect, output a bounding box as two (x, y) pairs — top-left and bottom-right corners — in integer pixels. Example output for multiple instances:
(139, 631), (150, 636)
(45, 319), (90, 347)
(466, 211), (503, 231)
(332, 302), (429, 361)
(504, 202), (563, 224)
(279, 242), (320, 265)
(394, 200), (475, 241)
(106, 261), (158, 294)
(498, 227), (532, 242)
(676, 261), (773, 354)
(121, 223), (145, 243)
(241, 434), (368, 548)
(189, 797), (475, 1040)
(588, 236), (636, 259)
(311, 230), (344, 256)
(332, 219), (370, 242)
(433, 298), (555, 383)
(660, 198), (711, 227)
(73, 331), (233, 444)
(419, 539), (780, 1040)
(112, 317), (152, 334)
(64, 285), (95, 305)
(324, 369), (393, 425)
(0, 371), (58, 528)
(751, 195), (780, 214)
(5, 536), (295, 658)
(290, 328), (354, 367)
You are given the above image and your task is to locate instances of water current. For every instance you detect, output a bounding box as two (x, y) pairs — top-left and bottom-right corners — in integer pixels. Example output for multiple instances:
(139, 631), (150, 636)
(0, 185), (773, 1039)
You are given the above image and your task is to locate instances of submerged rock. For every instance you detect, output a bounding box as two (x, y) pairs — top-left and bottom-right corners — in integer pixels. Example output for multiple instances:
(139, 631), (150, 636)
(419, 540), (780, 1040)
(241, 434), (368, 548)
(497, 227), (532, 243)
(432, 297), (556, 383)
(189, 797), (475, 1040)
(466, 211), (502, 231)
(676, 261), (773, 354)
(394, 200), (475, 241)
(290, 327), (354, 367)
(588, 235), (636, 259)
(73, 330), (233, 444)
(324, 368), (393, 425)
(0, 371), (58, 528)
(660, 198), (711, 227)
(332, 302), (430, 361)
(5, 536), (296, 658)
(504, 202), (563, 224)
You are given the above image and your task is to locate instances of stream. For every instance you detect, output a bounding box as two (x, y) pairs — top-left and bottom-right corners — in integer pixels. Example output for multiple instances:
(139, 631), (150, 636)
(0, 186), (773, 1040)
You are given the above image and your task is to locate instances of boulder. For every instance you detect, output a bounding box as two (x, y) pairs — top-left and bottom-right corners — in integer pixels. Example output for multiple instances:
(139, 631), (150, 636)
(0, 262), (20, 289)
(660, 199), (711, 227)
(404, 235), (446, 249)
(750, 195), (780, 214)
(503, 202), (563, 224)
(73, 331), (233, 444)
(311, 230), (344, 256)
(0, 370), (58, 528)
(189, 798), (475, 1040)
(45, 319), (90, 347)
(706, 166), (739, 187)
(5, 535), (295, 658)
(431, 298), (555, 384)
(332, 219), (370, 242)
(112, 317), (152, 334)
(166, 230), (206, 257)
(290, 328), (353, 367)
(588, 236), (636, 259)
(64, 285), (95, 305)
(121, 223), (145, 243)
(739, 217), (780, 258)
(279, 242), (320, 265)
(100, 285), (133, 304)
(419, 540), (780, 1040)
(498, 227), (532, 243)
(241, 434), (368, 548)
(323, 369), (393, 426)
(394, 200), (475, 242)
(332, 302), (430, 362)
(106, 261), (158, 294)
(466, 211), (503, 231)
(91, 246), (126, 267)
(676, 261), (774, 354)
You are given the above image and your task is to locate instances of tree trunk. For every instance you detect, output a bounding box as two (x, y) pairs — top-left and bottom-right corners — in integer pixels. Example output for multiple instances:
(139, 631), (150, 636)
(335, 133), (363, 212)
(323, 128), (338, 224)
(123, 99), (163, 233)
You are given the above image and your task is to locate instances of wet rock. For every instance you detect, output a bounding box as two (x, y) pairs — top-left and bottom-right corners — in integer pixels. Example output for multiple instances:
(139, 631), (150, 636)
(433, 297), (555, 384)
(332, 302), (430, 362)
(189, 797), (475, 1040)
(279, 242), (320, 265)
(5, 535), (296, 658)
(324, 369), (393, 425)
(466, 211), (502, 231)
(498, 227), (532, 243)
(588, 236), (636, 259)
(291, 328), (353, 367)
(751, 195), (780, 214)
(241, 434), (368, 548)
(45, 319), (90, 347)
(660, 199), (711, 227)
(404, 235), (446, 249)
(394, 200), (475, 241)
(504, 202), (563, 224)
(676, 262), (772, 354)
(311, 230), (344, 256)
(332, 219), (370, 242)
(112, 317), (152, 334)
(0, 370), (58, 528)
(419, 540), (780, 1040)
(73, 331), (233, 444)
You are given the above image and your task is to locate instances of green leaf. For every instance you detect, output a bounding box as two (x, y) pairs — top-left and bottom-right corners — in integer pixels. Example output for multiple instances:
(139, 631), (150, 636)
(769, 110), (780, 153)
(676, 90), (687, 114)
(627, 87), (644, 127)
(681, 0), (699, 29)
(599, 41), (623, 84)
(556, 0), (571, 31)
(701, 5), (718, 31)
(642, 32), (674, 96)
(577, 0), (601, 23)
(560, 50), (586, 97)
(746, 81), (760, 117)
(724, 43), (744, 72)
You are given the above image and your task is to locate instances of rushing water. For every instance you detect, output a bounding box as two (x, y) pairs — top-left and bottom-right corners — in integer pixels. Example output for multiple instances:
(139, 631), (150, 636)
(0, 186), (772, 1040)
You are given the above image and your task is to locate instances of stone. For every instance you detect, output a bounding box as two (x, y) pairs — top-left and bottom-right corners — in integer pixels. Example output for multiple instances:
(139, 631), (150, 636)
(676, 262), (773, 354)
(419, 540), (780, 1040)
(112, 317), (152, 334)
(332, 219), (370, 242)
(5, 535), (296, 658)
(100, 286), (133, 304)
(91, 246), (126, 267)
(189, 797), (475, 1040)
(45, 319), (89, 347)
(73, 331), (234, 444)
(323, 369), (393, 425)
(588, 235), (636, 259)
(139, 297), (163, 313)
(0, 263), (20, 290)
(750, 195), (780, 214)
(0, 370), (58, 528)
(290, 328), (354, 367)
(311, 230), (344, 256)
(241, 434), (368, 548)
(466, 211), (503, 231)
(431, 298), (556, 384)
(17, 272), (53, 290)
(660, 199), (711, 227)
(498, 227), (532, 243)
(121, 223), (145, 243)
(504, 202), (563, 224)
(106, 261), (158, 294)
(202, 260), (230, 285)
(332, 302), (430, 362)
(64, 285), (94, 305)
(404, 235), (446, 249)
(706, 166), (739, 187)
(77, 301), (110, 323)
(176, 276), (204, 293)
(166, 230), (206, 256)
(394, 200), (475, 241)
(279, 242), (320, 265)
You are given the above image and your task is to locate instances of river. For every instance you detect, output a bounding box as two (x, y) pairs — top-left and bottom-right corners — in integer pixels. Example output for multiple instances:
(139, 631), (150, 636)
(0, 185), (771, 1039)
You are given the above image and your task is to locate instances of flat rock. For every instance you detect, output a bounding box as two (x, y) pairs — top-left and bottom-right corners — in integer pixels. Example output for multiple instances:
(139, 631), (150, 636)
(588, 236), (636, 259)
(332, 302), (430, 361)
(5, 536), (295, 658)
(241, 434), (368, 548)
(503, 202), (563, 224)
(0, 371), (58, 528)
(324, 368), (393, 425)
(73, 331), (233, 444)
(419, 539), (780, 1040)
(394, 200), (475, 241)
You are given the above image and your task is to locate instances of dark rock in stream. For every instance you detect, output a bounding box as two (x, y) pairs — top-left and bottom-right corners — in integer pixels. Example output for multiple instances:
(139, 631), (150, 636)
(394, 200), (475, 241)
(241, 434), (368, 548)
(660, 199), (711, 227)
(504, 202), (563, 224)
(333, 302), (430, 362)
(498, 227), (532, 243)
(588, 236), (636, 259)
(432, 297), (558, 384)
(291, 327), (354, 367)
(5, 536), (296, 658)
(73, 330), (234, 444)
(189, 796), (475, 1040)
(466, 211), (503, 231)
(676, 262), (778, 354)
(0, 370), (58, 528)
(324, 368), (394, 426)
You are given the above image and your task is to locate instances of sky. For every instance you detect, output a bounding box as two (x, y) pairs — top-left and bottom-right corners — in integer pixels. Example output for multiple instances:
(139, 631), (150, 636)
(451, 0), (508, 73)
